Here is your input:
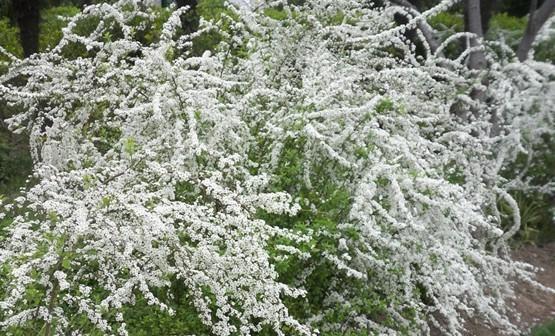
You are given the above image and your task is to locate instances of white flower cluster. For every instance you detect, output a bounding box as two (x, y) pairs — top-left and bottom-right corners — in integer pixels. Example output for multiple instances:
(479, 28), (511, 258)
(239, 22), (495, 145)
(0, 0), (553, 335)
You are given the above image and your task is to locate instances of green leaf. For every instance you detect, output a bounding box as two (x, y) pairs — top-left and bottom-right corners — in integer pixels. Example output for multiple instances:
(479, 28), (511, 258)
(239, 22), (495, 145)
(124, 137), (137, 156)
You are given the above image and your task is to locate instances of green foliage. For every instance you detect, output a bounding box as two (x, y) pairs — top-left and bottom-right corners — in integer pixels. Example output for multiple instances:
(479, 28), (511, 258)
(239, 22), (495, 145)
(499, 191), (554, 246)
(444, 164), (466, 186)
(0, 136), (31, 197)
(535, 35), (555, 63)
(501, 134), (555, 245)
(0, 98), (32, 198)
(489, 13), (527, 32)
(123, 288), (211, 335)
(123, 137), (137, 156)
(428, 12), (464, 59)
(39, 5), (80, 51)
(375, 98), (394, 114)
(428, 12), (463, 32)
(252, 132), (419, 333)
(198, 0), (229, 21)
(487, 13), (527, 50)
(0, 18), (23, 61)
(264, 7), (288, 21)
(140, 7), (172, 45)
(531, 319), (555, 336)
(189, 0), (240, 57)
(487, 12), (554, 62)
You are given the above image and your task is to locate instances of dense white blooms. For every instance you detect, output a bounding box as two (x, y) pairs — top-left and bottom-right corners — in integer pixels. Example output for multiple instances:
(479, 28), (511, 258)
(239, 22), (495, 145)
(0, 0), (553, 335)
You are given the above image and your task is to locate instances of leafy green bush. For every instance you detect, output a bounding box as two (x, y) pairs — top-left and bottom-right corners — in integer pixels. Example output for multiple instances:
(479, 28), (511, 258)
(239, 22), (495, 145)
(138, 7), (172, 44)
(531, 319), (555, 336)
(428, 12), (464, 59)
(0, 134), (31, 197)
(499, 192), (555, 246)
(198, 0), (229, 21)
(500, 134), (555, 245)
(535, 35), (555, 63)
(428, 11), (463, 32)
(487, 13), (527, 50)
(39, 6), (81, 52)
(489, 12), (527, 32)
(0, 18), (23, 60)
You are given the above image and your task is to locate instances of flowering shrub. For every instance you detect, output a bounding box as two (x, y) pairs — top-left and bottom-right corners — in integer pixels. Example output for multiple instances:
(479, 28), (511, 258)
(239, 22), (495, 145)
(0, 1), (553, 335)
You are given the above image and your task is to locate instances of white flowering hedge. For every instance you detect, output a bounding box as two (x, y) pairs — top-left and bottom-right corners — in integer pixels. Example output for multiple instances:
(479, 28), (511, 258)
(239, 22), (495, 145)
(0, 0), (554, 335)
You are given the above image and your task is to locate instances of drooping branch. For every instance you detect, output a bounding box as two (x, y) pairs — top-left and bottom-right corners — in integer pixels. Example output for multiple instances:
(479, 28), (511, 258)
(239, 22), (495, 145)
(517, 0), (555, 61)
(389, 0), (441, 54)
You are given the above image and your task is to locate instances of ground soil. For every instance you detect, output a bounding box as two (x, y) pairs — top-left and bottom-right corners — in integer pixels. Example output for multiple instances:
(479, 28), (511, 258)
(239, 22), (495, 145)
(465, 242), (555, 336)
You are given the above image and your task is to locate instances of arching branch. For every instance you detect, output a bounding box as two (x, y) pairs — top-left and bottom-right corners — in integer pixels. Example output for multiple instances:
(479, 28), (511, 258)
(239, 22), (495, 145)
(389, 0), (441, 54)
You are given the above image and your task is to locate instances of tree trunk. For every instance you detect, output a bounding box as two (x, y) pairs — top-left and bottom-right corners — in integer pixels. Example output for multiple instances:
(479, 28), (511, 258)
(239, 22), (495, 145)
(480, 0), (497, 34)
(464, 0), (487, 69)
(12, 0), (41, 57)
(517, 0), (555, 61)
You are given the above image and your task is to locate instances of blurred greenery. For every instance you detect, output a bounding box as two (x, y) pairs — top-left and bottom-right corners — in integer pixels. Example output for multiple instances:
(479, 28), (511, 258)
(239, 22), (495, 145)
(428, 10), (555, 63)
(428, 12), (464, 59)
(428, 11), (464, 32)
(39, 5), (80, 51)
(487, 13), (527, 53)
(0, 128), (32, 198)
(499, 133), (555, 246)
(0, 18), (22, 59)
(535, 36), (555, 63)
(531, 319), (555, 336)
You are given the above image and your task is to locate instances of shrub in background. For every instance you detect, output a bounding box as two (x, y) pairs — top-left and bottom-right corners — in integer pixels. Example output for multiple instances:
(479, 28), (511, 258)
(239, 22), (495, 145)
(531, 319), (555, 336)
(39, 5), (81, 51)
(0, 18), (22, 63)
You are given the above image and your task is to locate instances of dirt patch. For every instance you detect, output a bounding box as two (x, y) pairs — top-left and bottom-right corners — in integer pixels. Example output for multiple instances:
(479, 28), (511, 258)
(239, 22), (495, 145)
(511, 242), (555, 332)
(464, 243), (555, 335)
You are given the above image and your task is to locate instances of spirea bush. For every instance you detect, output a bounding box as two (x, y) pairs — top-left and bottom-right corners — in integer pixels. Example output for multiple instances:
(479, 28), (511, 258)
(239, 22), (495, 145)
(0, 0), (554, 335)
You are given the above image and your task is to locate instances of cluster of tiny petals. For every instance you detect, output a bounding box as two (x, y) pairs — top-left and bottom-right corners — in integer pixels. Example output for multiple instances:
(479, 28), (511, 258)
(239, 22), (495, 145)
(0, 0), (553, 335)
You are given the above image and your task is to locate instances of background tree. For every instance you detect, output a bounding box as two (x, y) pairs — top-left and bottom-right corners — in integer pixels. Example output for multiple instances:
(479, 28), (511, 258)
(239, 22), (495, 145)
(517, 0), (555, 60)
(464, 0), (487, 69)
(11, 0), (41, 57)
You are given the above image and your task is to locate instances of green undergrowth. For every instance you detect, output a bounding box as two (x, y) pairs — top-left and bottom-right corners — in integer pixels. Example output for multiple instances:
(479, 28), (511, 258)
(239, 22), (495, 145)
(531, 319), (555, 336)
